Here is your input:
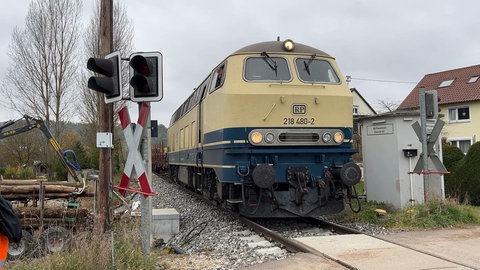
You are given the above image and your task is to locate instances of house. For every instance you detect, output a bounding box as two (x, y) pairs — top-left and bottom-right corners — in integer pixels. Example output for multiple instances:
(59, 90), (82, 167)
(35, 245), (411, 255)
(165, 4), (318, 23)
(351, 88), (376, 136)
(351, 88), (377, 117)
(398, 65), (480, 153)
(350, 88), (376, 158)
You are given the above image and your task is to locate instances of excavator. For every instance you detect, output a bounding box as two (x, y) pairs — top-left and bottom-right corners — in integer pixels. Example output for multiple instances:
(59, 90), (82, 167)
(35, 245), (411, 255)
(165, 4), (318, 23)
(0, 115), (86, 198)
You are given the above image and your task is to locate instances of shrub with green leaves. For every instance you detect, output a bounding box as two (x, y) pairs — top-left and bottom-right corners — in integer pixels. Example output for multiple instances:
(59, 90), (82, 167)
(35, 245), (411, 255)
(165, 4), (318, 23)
(442, 143), (465, 198)
(18, 167), (35, 179)
(3, 166), (19, 179)
(450, 142), (480, 205)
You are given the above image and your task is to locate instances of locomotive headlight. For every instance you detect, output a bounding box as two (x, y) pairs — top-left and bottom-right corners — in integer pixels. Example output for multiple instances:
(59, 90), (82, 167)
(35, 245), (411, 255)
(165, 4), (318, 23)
(333, 131), (344, 144)
(250, 131), (263, 144)
(283, 39), (295, 51)
(264, 132), (275, 143)
(322, 132), (332, 143)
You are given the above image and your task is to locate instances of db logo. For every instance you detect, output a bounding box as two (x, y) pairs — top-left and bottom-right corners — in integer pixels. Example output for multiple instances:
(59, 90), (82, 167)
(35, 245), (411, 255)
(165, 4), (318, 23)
(292, 104), (307, 115)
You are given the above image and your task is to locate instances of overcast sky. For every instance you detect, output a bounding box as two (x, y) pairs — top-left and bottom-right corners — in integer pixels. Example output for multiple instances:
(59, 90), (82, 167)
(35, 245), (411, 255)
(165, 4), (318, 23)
(1, 0), (480, 126)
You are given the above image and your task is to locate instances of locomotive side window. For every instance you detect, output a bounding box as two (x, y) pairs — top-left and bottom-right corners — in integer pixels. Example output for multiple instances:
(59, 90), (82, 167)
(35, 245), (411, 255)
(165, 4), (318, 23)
(210, 64), (226, 92)
(244, 57), (291, 81)
(295, 58), (340, 83)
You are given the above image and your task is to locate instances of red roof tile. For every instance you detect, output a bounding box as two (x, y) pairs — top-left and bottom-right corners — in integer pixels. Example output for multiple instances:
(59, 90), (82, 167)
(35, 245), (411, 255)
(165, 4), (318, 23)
(398, 65), (480, 110)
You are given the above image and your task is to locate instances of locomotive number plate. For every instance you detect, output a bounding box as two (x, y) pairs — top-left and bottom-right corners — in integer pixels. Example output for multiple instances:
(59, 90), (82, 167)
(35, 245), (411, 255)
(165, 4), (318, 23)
(283, 117), (315, 125)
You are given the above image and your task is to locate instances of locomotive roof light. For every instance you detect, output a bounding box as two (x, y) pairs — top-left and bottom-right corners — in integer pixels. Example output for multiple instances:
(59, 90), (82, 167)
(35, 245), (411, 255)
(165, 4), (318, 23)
(322, 132), (332, 143)
(333, 131), (344, 144)
(283, 39), (295, 51)
(250, 131), (263, 144)
(264, 132), (275, 143)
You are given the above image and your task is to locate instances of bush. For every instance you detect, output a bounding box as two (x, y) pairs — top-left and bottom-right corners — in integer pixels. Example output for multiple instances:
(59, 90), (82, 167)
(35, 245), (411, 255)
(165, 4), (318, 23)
(442, 143), (464, 169)
(442, 144), (465, 198)
(449, 142), (480, 205)
(3, 166), (19, 179)
(18, 167), (35, 179)
(1, 166), (35, 179)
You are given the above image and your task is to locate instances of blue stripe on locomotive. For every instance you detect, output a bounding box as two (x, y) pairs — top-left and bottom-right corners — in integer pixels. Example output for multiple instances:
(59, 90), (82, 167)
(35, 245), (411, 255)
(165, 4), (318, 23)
(170, 127), (357, 184)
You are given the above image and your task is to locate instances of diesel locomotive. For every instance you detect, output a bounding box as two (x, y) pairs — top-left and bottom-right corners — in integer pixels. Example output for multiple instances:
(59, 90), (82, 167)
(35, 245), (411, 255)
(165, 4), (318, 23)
(167, 39), (361, 218)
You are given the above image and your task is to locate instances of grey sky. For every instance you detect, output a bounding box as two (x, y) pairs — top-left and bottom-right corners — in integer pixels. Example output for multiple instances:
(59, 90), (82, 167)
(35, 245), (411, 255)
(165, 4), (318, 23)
(1, 0), (479, 126)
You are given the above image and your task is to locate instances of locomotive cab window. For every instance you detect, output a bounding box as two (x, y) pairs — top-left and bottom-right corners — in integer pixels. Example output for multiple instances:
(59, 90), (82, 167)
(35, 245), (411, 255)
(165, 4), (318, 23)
(210, 64), (226, 92)
(244, 57), (291, 81)
(295, 58), (340, 83)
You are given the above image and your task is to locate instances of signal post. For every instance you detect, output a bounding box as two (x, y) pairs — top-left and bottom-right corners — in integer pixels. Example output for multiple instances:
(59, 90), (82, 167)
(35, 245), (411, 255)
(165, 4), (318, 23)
(87, 47), (163, 254)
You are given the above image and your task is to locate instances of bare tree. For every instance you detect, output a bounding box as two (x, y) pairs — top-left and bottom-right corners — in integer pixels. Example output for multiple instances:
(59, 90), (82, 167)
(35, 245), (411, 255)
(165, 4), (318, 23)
(79, 1), (135, 126)
(2, 0), (82, 140)
(0, 132), (41, 167)
(376, 99), (400, 113)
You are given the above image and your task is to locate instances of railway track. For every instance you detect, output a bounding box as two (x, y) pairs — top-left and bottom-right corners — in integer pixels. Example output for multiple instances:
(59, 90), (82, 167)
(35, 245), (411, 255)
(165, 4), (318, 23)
(238, 217), (360, 269)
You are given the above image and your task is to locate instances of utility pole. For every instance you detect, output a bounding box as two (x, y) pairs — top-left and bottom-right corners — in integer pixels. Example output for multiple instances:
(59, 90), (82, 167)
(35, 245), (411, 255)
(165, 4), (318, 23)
(95, 0), (113, 234)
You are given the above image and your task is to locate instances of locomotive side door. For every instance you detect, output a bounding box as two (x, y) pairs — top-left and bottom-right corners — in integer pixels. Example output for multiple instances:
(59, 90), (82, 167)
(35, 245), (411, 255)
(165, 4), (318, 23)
(195, 79), (209, 188)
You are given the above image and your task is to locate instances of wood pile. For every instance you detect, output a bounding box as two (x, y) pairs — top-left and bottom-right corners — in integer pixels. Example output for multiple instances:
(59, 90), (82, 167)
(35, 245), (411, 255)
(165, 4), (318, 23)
(1, 179), (95, 231)
(15, 206), (94, 230)
(0, 179), (94, 201)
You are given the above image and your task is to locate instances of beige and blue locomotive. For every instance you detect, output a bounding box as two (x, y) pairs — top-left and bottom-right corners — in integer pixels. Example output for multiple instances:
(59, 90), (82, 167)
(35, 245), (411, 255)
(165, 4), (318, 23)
(167, 39), (361, 218)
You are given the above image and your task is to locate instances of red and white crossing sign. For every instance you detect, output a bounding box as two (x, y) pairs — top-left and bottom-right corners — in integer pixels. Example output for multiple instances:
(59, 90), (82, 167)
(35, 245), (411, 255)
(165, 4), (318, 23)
(116, 102), (157, 197)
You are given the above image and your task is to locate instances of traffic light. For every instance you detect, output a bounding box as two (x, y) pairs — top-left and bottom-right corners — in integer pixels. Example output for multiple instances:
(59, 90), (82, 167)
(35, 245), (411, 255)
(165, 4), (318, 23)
(425, 90), (439, 119)
(129, 52), (163, 102)
(87, 51), (122, 104)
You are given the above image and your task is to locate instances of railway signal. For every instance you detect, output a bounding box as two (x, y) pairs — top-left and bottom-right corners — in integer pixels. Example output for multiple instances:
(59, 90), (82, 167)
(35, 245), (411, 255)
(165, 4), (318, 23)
(128, 52), (163, 102)
(87, 51), (122, 104)
(425, 90), (440, 119)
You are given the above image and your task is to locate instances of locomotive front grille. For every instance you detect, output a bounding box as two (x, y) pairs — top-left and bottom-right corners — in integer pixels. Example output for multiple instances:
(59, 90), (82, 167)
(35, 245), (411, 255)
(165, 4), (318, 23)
(278, 132), (320, 143)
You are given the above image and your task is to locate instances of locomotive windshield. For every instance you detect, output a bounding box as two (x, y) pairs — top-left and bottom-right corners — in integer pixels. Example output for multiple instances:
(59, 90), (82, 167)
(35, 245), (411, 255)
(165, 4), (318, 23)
(244, 57), (291, 81)
(295, 58), (340, 83)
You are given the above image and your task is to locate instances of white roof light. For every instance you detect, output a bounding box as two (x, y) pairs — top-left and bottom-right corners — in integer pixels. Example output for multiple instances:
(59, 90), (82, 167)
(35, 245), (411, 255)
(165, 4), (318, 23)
(439, 79), (454, 87)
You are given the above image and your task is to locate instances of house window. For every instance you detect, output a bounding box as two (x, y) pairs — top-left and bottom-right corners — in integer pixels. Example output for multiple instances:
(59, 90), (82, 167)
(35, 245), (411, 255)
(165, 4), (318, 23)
(448, 106), (470, 122)
(468, 76), (479, 83)
(449, 138), (472, 154)
(353, 105), (359, 115)
(439, 79), (454, 87)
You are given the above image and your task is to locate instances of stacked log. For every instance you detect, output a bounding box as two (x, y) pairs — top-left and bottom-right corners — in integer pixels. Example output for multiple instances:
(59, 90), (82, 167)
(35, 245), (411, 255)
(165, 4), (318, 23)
(0, 179), (93, 201)
(15, 206), (93, 230)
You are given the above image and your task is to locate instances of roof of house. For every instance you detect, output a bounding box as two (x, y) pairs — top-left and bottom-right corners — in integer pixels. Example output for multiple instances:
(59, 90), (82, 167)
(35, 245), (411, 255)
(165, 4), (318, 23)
(397, 64), (480, 110)
(351, 88), (377, 115)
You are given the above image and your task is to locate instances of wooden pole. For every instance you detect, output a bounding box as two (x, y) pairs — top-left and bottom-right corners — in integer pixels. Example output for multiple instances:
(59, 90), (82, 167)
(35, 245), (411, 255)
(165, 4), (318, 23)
(95, 0), (113, 234)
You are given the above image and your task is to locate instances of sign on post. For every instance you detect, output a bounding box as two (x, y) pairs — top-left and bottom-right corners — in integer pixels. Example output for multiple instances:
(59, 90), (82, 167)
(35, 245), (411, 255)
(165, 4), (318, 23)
(116, 102), (157, 197)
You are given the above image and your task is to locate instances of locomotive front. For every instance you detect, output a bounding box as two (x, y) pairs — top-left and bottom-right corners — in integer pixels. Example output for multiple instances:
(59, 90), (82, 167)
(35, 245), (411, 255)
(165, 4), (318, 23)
(205, 40), (362, 218)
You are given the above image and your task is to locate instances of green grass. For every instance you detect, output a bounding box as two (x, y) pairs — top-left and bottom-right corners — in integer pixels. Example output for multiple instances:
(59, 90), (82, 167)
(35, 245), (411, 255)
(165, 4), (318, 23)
(340, 183), (480, 230)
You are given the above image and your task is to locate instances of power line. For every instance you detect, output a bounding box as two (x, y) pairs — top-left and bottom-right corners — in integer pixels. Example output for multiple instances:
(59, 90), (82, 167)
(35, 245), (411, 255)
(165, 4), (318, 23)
(346, 75), (417, 85)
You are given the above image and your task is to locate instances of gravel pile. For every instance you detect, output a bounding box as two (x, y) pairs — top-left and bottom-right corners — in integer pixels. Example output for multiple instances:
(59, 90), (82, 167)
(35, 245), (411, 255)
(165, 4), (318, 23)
(149, 174), (391, 269)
